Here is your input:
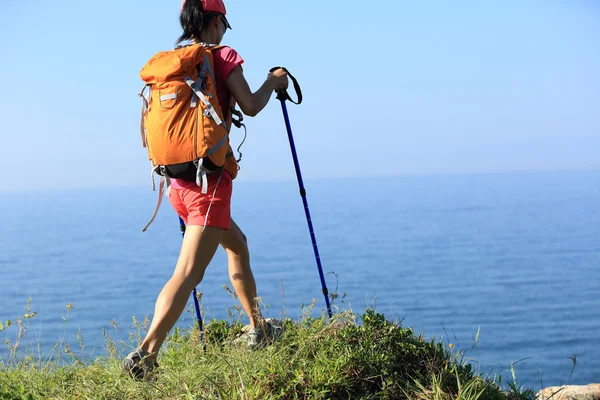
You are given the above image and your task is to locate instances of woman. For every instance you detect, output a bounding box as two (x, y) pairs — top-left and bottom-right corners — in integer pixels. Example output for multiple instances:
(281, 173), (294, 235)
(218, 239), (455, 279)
(123, 0), (289, 379)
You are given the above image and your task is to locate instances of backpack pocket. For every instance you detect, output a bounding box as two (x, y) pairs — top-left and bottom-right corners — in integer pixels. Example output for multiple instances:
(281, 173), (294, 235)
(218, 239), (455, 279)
(158, 88), (179, 109)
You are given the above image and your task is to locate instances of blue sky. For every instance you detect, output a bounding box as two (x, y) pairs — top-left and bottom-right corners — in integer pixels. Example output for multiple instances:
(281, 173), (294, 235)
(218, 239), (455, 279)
(1, 0), (598, 191)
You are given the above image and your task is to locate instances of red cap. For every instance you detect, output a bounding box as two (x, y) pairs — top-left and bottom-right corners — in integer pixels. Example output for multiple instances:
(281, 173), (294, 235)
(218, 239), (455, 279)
(181, 0), (231, 29)
(201, 0), (226, 15)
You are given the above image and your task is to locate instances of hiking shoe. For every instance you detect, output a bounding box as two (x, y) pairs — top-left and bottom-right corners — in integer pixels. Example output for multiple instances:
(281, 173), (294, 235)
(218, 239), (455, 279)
(233, 318), (284, 349)
(122, 348), (159, 380)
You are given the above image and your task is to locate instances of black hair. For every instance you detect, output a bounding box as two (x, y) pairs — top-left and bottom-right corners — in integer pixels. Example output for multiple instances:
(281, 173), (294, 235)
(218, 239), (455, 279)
(176, 0), (221, 44)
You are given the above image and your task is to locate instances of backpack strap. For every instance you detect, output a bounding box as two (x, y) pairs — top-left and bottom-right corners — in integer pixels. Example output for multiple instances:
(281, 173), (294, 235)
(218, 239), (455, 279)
(142, 167), (171, 232)
(195, 54), (217, 92)
(185, 78), (227, 129)
(201, 166), (224, 232)
(138, 85), (150, 148)
(195, 159), (210, 195)
(204, 54), (217, 89)
(196, 43), (221, 87)
(230, 106), (247, 163)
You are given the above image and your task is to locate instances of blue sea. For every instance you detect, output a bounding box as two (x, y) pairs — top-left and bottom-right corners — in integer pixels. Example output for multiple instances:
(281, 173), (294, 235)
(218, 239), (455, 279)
(1, 170), (599, 391)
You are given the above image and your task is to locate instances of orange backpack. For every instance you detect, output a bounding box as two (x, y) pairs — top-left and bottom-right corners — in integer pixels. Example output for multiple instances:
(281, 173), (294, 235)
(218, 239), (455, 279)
(138, 43), (242, 231)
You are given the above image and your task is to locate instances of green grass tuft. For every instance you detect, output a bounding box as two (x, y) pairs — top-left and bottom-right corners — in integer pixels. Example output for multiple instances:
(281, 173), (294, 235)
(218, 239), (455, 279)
(0, 299), (538, 400)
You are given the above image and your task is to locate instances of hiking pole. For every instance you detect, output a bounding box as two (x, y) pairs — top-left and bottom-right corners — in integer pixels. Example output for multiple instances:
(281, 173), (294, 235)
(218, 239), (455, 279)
(179, 217), (206, 344)
(270, 67), (333, 319)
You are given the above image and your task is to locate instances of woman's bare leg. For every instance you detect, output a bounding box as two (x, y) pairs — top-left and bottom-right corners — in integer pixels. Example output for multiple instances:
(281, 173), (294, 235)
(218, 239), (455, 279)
(140, 225), (223, 361)
(220, 218), (263, 328)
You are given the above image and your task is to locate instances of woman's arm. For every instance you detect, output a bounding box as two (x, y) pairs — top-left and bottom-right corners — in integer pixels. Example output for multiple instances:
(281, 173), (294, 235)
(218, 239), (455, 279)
(226, 66), (288, 117)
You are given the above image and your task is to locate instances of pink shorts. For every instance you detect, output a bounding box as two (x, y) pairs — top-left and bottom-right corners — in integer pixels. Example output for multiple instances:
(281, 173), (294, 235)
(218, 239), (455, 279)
(168, 171), (232, 230)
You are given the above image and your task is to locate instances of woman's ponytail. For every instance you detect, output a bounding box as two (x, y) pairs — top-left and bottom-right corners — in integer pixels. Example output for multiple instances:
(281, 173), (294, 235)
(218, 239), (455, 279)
(176, 0), (204, 44)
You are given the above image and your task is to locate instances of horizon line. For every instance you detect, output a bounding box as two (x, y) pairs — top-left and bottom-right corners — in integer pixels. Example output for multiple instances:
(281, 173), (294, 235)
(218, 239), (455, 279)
(2, 166), (599, 194)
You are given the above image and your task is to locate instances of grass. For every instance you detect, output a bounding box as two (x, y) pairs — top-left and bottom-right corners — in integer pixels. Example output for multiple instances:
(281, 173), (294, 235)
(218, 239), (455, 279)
(0, 296), (539, 400)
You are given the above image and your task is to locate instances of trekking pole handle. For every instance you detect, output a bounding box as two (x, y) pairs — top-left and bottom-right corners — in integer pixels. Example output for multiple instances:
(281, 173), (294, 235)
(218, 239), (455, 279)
(270, 66), (302, 105)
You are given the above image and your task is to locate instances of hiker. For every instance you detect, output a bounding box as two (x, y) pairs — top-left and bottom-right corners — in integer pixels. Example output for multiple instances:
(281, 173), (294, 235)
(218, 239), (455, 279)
(123, 0), (289, 378)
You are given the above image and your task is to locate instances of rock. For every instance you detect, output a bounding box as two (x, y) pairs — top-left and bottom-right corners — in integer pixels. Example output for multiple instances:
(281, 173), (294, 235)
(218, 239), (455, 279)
(537, 384), (600, 400)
